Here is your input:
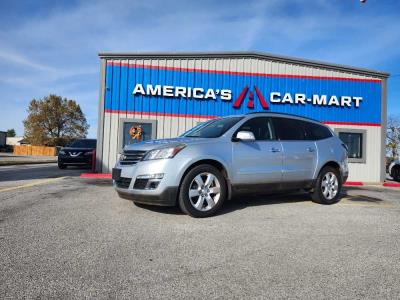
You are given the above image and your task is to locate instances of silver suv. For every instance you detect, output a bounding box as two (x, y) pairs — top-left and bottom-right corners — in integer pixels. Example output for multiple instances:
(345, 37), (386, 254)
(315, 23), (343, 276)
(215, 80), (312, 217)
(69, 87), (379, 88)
(113, 113), (349, 217)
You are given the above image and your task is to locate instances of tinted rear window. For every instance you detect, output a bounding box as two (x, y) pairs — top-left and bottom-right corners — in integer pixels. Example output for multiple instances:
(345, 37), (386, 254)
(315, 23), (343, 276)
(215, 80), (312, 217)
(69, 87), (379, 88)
(272, 117), (307, 140)
(304, 122), (332, 140)
(272, 117), (332, 141)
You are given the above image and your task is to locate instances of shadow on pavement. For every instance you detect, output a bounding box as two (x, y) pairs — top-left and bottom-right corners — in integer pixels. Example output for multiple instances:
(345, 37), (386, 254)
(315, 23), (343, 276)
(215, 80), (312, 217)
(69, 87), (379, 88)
(218, 192), (311, 215)
(341, 188), (384, 203)
(131, 191), (312, 216)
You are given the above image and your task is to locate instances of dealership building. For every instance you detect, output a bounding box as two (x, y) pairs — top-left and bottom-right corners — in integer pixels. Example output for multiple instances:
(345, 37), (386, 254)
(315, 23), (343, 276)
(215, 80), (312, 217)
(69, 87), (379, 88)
(96, 52), (389, 182)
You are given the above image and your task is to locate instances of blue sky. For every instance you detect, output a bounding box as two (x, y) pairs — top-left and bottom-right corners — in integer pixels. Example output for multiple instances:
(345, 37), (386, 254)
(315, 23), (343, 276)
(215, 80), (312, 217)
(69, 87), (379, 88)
(0, 0), (399, 137)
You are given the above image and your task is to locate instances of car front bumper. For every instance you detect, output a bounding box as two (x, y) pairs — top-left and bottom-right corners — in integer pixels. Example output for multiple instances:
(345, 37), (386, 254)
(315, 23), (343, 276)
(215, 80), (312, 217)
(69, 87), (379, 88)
(58, 156), (92, 165)
(112, 159), (182, 207)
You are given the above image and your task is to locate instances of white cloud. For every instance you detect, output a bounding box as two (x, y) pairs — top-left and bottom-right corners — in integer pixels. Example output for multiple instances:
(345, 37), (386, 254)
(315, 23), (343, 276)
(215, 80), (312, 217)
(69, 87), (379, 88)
(0, 0), (399, 135)
(0, 49), (55, 72)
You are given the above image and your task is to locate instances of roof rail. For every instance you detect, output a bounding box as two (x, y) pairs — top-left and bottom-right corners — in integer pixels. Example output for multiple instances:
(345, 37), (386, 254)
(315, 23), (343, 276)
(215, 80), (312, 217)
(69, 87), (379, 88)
(245, 111), (320, 123)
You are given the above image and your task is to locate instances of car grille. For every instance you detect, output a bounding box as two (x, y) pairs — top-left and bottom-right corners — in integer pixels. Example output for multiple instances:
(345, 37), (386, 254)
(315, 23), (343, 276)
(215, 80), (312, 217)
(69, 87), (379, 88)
(119, 150), (147, 165)
(115, 177), (131, 189)
(133, 179), (148, 189)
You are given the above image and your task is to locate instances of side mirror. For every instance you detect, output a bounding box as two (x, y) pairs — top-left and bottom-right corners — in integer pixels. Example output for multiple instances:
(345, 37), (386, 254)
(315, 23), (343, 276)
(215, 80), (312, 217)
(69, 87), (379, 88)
(233, 131), (256, 142)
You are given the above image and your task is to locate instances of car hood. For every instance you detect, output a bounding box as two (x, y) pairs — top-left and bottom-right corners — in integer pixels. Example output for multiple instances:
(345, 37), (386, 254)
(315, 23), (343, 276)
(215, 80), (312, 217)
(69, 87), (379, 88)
(61, 147), (95, 152)
(123, 137), (218, 151)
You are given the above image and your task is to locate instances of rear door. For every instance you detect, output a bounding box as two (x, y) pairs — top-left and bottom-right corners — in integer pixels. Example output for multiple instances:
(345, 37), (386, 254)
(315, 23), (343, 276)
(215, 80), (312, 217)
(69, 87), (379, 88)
(272, 117), (318, 183)
(231, 117), (283, 185)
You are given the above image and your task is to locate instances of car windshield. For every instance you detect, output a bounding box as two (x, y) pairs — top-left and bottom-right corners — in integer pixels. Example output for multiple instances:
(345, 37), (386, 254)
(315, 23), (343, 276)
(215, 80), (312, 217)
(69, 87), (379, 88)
(179, 120), (213, 137)
(182, 117), (243, 138)
(69, 139), (97, 148)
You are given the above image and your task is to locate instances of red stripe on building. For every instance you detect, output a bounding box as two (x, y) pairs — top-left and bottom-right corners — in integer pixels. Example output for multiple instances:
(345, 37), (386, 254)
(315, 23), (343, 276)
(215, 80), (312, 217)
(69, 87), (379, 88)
(104, 109), (381, 126)
(105, 109), (218, 120)
(322, 121), (381, 127)
(106, 62), (382, 83)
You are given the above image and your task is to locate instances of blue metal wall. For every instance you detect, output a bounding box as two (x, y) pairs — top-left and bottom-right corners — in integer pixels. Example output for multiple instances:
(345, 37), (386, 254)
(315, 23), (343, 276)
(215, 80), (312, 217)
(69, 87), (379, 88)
(104, 62), (382, 125)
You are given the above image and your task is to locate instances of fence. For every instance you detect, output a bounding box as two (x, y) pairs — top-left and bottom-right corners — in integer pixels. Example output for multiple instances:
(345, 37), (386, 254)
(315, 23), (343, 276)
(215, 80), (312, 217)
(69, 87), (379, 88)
(13, 145), (57, 156)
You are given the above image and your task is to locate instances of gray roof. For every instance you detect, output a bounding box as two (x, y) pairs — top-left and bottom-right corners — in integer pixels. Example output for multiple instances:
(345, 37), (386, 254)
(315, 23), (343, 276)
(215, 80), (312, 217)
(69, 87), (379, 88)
(98, 51), (389, 78)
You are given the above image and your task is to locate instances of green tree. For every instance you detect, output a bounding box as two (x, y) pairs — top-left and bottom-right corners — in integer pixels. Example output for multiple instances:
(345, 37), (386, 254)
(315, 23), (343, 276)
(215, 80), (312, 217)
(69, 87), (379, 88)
(23, 94), (89, 146)
(6, 128), (16, 137)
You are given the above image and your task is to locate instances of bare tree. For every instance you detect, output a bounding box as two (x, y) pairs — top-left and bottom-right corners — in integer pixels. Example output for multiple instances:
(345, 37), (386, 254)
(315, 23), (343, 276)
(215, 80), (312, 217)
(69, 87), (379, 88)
(386, 115), (400, 160)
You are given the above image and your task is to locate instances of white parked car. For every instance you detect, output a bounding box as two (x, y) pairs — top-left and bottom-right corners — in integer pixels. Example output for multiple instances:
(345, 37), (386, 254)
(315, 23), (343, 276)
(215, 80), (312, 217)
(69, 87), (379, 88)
(389, 160), (400, 182)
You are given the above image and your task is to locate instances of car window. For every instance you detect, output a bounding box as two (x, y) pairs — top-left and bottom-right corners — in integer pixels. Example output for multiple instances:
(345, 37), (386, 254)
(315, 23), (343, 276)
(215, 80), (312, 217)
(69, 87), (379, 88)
(69, 139), (97, 148)
(183, 117), (243, 138)
(236, 117), (274, 141)
(272, 117), (307, 141)
(304, 122), (332, 140)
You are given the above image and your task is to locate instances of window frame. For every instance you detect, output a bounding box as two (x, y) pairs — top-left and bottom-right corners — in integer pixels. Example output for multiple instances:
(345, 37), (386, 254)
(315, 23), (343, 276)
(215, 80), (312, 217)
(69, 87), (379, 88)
(335, 128), (367, 164)
(118, 118), (157, 153)
(233, 117), (277, 141)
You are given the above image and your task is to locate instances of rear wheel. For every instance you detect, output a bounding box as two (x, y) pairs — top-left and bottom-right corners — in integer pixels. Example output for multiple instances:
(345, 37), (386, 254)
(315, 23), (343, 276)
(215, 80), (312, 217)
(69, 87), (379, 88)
(311, 166), (342, 204)
(178, 165), (227, 218)
(392, 166), (400, 182)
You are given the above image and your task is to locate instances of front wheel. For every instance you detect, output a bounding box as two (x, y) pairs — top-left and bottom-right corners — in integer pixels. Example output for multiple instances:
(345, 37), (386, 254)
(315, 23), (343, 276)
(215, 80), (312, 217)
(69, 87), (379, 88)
(58, 163), (67, 169)
(178, 165), (227, 218)
(311, 166), (342, 204)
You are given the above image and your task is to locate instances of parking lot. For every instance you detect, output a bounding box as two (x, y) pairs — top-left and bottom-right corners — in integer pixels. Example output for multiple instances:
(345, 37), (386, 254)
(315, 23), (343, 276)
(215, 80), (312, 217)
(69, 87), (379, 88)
(1, 164), (400, 299)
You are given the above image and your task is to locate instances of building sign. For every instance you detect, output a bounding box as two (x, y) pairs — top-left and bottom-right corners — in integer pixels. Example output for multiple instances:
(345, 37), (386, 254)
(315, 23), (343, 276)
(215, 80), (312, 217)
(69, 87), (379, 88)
(133, 83), (363, 109)
(133, 83), (232, 101)
(105, 63), (382, 124)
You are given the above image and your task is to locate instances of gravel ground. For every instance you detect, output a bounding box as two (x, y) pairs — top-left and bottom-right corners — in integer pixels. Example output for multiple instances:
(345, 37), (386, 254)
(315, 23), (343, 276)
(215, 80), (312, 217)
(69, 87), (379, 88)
(1, 165), (400, 299)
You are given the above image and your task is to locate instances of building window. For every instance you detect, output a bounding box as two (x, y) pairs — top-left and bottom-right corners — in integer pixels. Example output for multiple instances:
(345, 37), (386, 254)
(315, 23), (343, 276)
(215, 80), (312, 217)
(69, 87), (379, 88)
(339, 132), (362, 158)
(118, 119), (157, 153)
(335, 129), (366, 163)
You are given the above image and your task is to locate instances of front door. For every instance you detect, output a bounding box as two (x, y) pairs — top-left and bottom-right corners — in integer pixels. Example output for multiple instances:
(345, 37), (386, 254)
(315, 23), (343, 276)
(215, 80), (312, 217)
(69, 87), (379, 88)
(231, 117), (283, 186)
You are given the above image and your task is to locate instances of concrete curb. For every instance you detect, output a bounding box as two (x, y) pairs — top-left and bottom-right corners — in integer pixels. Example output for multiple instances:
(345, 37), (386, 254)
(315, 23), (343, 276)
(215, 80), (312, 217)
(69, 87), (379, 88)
(80, 173), (112, 179)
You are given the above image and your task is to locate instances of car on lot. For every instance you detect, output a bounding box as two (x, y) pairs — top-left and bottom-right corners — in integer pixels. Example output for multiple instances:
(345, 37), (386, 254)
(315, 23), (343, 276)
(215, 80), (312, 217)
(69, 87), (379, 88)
(58, 139), (97, 169)
(388, 160), (400, 182)
(113, 113), (348, 217)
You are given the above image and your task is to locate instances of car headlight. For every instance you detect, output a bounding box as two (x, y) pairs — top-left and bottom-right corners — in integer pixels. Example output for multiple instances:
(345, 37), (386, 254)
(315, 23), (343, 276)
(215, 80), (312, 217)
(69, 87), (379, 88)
(59, 150), (66, 155)
(142, 145), (186, 161)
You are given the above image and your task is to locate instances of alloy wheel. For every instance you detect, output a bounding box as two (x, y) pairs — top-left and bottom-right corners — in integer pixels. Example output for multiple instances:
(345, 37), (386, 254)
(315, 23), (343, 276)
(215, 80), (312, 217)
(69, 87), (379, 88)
(188, 172), (221, 211)
(321, 172), (339, 200)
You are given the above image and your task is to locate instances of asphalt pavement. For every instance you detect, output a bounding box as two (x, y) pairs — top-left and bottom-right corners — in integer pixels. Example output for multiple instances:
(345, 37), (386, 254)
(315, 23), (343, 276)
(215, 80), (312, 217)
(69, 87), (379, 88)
(0, 153), (57, 166)
(1, 164), (400, 299)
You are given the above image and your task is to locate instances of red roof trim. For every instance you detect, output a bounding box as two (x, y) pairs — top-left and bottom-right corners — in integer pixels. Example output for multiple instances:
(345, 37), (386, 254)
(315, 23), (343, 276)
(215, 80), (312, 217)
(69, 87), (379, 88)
(104, 109), (381, 126)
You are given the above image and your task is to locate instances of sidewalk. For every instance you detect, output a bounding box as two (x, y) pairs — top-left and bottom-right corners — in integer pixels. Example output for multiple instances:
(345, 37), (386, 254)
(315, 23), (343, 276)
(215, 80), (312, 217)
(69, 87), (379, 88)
(0, 153), (57, 166)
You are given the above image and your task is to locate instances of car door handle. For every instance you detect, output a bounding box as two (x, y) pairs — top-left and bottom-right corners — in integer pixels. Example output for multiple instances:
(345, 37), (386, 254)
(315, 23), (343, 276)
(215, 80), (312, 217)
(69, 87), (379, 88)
(270, 147), (281, 153)
(307, 147), (315, 152)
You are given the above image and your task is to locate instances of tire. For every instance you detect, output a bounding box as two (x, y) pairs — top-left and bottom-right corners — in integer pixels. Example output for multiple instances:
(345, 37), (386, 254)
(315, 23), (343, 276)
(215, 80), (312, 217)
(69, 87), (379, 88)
(311, 166), (342, 204)
(391, 166), (400, 182)
(178, 164), (227, 218)
(58, 163), (67, 169)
